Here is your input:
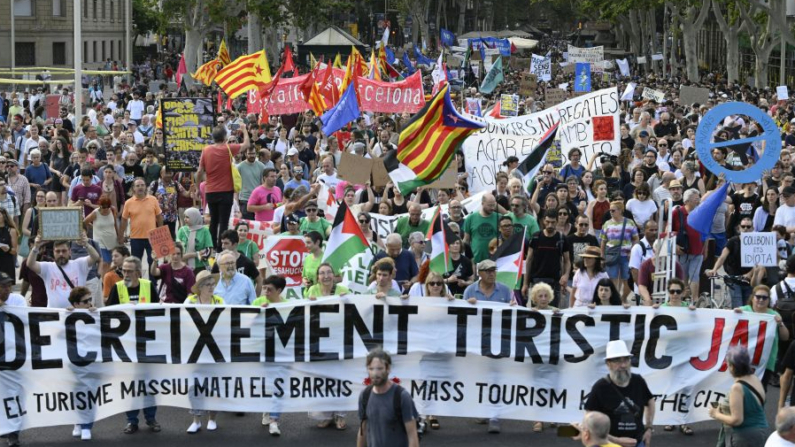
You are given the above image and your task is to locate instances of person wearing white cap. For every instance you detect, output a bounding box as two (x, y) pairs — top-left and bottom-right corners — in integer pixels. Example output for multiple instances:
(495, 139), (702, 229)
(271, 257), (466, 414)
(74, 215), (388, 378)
(584, 340), (655, 447)
(463, 259), (512, 305)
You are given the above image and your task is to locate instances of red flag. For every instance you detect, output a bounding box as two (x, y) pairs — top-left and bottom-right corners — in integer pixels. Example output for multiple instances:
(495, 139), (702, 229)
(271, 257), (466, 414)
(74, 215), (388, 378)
(217, 91), (223, 113)
(258, 65), (285, 114)
(176, 53), (188, 87)
(300, 62), (327, 115)
(319, 62), (339, 107)
(283, 45), (296, 73)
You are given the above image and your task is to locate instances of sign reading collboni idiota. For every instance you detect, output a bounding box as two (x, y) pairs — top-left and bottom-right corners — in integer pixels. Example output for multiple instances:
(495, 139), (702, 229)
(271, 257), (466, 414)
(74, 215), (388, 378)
(0, 300), (775, 433)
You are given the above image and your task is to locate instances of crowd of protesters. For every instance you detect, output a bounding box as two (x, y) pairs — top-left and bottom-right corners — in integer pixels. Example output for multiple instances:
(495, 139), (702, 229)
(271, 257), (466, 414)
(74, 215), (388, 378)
(3, 38), (795, 445)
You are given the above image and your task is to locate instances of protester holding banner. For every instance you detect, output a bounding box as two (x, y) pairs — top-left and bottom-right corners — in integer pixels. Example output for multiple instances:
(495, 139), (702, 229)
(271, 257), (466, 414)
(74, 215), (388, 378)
(570, 246), (609, 308)
(522, 209), (571, 307)
(306, 263), (349, 299)
(177, 207), (213, 272)
(27, 234), (100, 308)
(213, 251), (256, 305)
(211, 230), (261, 295)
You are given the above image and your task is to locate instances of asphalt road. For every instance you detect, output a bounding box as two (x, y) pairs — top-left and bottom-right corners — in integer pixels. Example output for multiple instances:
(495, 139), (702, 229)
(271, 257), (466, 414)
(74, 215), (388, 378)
(11, 385), (785, 446)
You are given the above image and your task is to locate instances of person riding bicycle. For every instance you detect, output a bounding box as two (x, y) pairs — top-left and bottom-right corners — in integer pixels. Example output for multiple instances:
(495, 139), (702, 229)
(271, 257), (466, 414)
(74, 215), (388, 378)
(707, 216), (758, 308)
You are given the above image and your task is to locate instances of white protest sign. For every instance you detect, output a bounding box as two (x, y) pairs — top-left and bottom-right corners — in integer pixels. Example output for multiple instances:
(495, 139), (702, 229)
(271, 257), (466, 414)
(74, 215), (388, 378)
(339, 250), (374, 294)
(0, 303), (775, 433)
(777, 85), (789, 100)
(462, 88), (621, 193)
(616, 58), (631, 77)
(741, 232), (777, 267)
(567, 45), (604, 63)
(642, 87), (665, 103)
(652, 53), (664, 61)
(637, 56), (647, 64)
(530, 54), (552, 82)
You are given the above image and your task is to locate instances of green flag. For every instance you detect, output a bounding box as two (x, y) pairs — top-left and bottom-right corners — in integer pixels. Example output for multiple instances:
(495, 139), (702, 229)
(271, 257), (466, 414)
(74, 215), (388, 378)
(479, 56), (503, 94)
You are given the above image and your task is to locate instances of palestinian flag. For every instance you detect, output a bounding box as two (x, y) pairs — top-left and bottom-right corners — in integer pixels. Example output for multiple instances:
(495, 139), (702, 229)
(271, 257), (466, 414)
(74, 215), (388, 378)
(321, 201), (371, 273)
(516, 124), (560, 185)
(384, 84), (484, 196)
(427, 206), (453, 274)
(491, 230), (526, 289)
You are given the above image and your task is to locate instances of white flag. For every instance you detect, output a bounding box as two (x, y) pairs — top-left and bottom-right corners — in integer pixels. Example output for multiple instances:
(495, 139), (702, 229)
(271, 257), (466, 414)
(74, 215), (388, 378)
(616, 59), (630, 77)
(621, 82), (636, 101)
(317, 182), (339, 222)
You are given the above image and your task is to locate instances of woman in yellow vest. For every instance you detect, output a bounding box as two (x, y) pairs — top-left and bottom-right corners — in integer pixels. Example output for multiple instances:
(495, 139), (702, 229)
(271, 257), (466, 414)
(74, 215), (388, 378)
(185, 270), (223, 433)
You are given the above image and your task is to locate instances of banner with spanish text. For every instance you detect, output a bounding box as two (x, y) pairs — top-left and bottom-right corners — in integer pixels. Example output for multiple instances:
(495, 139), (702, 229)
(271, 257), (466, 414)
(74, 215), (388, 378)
(0, 302), (774, 434)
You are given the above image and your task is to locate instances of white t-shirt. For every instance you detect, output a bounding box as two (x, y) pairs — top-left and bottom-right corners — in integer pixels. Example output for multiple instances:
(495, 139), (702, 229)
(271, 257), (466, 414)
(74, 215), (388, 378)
(765, 432), (795, 447)
(626, 199), (658, 228)
(3, 293), (27, 307)
(629, 239), (655, 293)
(39, 258), (90, 308)
(316, 172), (341, 190)
(774, 204), (795, 229)
(126, 100), (145, 120)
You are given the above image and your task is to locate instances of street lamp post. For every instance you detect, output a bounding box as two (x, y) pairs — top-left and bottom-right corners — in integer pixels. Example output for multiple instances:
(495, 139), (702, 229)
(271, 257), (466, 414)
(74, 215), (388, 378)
(75, 0), (83, 124)
(10, 0), (15, 90)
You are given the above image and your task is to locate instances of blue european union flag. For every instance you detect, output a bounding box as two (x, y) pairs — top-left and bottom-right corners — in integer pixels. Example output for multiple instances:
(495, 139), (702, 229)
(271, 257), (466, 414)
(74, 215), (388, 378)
(385, 47), (396, 65)
(574, 63), (591, 92)
(321, 84), (360, 136)
(440, 28), (455, 47)
(402, 52), (415, 75)
(414, 45), (434, 66)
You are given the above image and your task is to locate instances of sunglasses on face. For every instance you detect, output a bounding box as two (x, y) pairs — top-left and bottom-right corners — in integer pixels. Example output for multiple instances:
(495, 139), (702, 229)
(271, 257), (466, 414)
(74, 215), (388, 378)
(740, 225), (752, 229)
(755, 294), (770, 300)
(427, 282), (443, 286)
(668, 289), (683, 295)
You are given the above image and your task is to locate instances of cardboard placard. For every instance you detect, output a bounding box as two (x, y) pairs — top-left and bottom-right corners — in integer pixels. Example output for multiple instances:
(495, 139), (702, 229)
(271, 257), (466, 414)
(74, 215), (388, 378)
(337, 152), (375, 186)
(520, 74), (537, 96)
(371, 158), (391, 188)
(545, 88), (567, 107)
(641, 87), (665, 103)
(679, 86), (710, 105)
(38, 207), (83, 241)
(563, 63), (576, 74)
(149, 226), (176, 259)
(424, 164), (458, 189)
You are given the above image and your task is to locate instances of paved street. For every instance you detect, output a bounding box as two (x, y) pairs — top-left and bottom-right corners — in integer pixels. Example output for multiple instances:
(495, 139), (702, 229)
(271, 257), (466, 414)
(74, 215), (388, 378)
(12, 385), (785, 446)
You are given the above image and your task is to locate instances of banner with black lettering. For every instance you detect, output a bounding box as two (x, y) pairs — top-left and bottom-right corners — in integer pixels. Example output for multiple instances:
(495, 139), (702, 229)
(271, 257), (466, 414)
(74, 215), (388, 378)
(0, 301), (774, 434)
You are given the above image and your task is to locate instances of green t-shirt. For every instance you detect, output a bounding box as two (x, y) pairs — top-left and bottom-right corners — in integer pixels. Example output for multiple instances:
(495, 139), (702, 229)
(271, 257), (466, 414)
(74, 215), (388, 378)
(740, 305), (780, 371)
(462, 211), (500, 263)
(176, 226), (214, 269)
(252, 296), (285, 307)
(306, 283), (350, 298)
(303, 252), (323, 286)
(237, 239), (259, 261)
(507, 212), (540, 239)
(394, 216), (430, 248)
(300, 217), (331, 239)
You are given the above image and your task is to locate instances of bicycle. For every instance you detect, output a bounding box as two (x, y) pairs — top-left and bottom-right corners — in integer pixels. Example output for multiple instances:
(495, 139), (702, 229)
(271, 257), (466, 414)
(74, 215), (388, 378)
(693, 275), (750, 309)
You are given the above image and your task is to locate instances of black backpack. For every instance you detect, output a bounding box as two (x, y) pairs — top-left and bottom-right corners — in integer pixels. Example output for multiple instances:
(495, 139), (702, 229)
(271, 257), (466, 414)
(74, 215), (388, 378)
(675, 206), (690, 253)
(360, 384), (422, 442)
(775, 281), (795, 330)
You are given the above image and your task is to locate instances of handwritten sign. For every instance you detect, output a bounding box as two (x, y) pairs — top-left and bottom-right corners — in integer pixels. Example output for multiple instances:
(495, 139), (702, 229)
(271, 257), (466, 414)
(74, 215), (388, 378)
(642, 87), (665, 103)
(39, 207), (83, 241)
(148, 226), (176, 259)
(520, 75), (537, 97)
(777, 85), (789, 101)
(679, 86), (710, 105)
(545, 88), (567, 107)
(741, 232), (776, 267)
(567, 45), (604, 63)
(530, 55), (552, 82)
(161, 98), (216, 172)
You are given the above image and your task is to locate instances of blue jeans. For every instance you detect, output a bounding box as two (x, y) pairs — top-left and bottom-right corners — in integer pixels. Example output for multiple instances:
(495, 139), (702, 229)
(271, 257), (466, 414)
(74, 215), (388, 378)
(126, 406), (157, 425)
(728, 281), (753, 308)
(81, 423), (93, 429)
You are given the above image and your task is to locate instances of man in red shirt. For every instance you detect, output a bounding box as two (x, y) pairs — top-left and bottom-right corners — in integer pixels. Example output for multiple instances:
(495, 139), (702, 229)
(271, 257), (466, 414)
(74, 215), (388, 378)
(197, 125), (251, 250)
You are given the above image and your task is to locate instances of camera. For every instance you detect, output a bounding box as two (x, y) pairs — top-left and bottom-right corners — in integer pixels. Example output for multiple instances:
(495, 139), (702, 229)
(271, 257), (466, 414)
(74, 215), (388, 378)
(599, 153), (618, 165)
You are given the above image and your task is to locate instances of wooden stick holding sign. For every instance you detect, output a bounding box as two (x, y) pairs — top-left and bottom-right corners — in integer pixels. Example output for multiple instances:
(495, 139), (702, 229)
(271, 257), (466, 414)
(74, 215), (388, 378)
(148, 226), (176, 259)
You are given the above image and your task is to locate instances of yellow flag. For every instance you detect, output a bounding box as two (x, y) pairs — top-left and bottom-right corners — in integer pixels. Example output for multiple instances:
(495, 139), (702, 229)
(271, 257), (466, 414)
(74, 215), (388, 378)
(217, 40), (231, 66)
(310, 52), (317, 69)
(333, 53), (343, 68)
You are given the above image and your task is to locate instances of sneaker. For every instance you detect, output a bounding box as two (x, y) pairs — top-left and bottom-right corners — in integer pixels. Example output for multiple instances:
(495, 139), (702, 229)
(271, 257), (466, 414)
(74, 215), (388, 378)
(261, 413), (270, 426)
(72, 425), (81, 437)
(488, 419), (501, 434)
(186, 422), (201, 434)
(207, 420), (217, 431)
(81, 429), (91, 441)
(6, 433), (19, 447)
(123, 423), (138, 435)
(147, 420), (162, 433)
(269, 421), (281, 436)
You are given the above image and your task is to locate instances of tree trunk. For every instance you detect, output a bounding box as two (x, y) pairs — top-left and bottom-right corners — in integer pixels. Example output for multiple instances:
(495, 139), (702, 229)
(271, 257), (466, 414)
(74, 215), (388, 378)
(248, 13), (262, 54)
(648, 9), (658, 74)
(681, 26), (699, 81)
(184, 28), (203, 74)
(456, 0), (466, 35)
(756, 50), (771, 88)
(725, 32), (739, 83)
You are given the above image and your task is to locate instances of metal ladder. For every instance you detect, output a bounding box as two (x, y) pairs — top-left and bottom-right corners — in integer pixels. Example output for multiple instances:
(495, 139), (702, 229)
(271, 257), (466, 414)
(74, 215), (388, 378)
(651, 198), (677, 305)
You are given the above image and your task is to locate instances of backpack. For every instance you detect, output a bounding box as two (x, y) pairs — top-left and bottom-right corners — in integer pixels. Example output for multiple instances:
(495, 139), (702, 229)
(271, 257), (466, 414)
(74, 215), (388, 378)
(675, 206), (690, 254)
(360, 384), (422, 442)
(775, 281), (795, 330)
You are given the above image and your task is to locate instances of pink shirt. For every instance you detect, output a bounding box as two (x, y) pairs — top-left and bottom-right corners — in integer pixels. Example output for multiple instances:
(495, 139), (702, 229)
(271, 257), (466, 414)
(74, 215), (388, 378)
(248, 185), (282, 222)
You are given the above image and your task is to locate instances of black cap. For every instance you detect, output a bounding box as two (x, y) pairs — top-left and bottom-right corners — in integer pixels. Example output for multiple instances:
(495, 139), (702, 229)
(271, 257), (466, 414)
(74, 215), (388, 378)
(783, 186), (795, 197)
(286, 214), (300, 225)
(0, 272), (13, 285)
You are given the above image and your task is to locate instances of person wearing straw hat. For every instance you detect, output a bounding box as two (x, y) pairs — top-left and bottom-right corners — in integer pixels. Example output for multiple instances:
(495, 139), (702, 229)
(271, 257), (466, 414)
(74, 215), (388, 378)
(584, 340), (655, 447)
(570, 246), (609, 308)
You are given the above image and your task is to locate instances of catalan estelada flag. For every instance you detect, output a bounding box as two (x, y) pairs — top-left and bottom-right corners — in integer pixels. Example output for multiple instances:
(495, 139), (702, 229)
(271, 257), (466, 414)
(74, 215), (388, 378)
(217, 40), (231, 66)
(300, 62), (327, 115)
(384, 84), (484, 196)
(192, 59), (221, 86)
(215, 50), (272, 99)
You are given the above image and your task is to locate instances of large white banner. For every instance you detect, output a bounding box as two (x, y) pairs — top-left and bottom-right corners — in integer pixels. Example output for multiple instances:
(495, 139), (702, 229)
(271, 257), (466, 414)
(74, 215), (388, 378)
(0, 302), (775, 434)
(463, 88), (621, 192)
(567, 45), (604, 63)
